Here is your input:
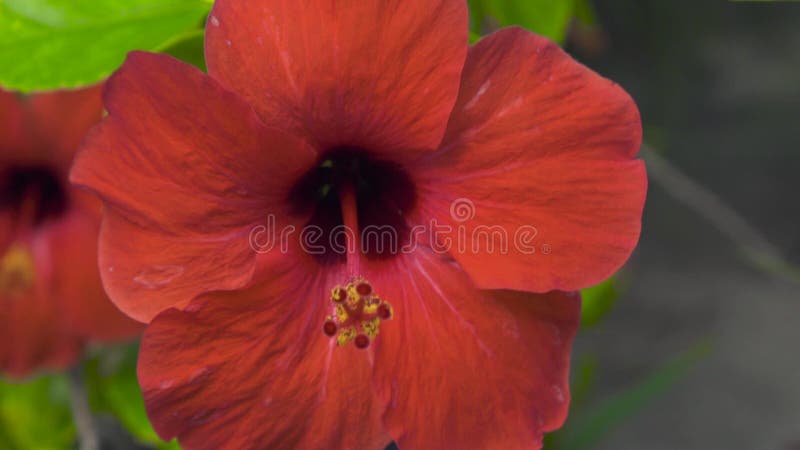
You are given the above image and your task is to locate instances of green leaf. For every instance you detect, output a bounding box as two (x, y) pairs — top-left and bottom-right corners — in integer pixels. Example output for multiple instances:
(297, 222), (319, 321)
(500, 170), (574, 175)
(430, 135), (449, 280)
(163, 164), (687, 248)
(0, 375), (76, 449)
(580, 277), (619, 328)
(162, 29), (206, 71)
(478, 0), (576, 43)
(469, 30), (483, 44)
(86, 344), (180, 449)
(556, 340), (713, 450)
(467, 0), (487, 34)
(569, 354), (599, 410)
(0, 0), (211, 92)
(573, 0), (598, 26)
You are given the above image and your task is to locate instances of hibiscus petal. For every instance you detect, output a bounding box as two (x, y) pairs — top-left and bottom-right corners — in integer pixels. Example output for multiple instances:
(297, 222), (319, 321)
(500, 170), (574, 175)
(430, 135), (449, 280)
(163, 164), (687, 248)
(138, 255), (390, 450)
(0, 212), (12, 254)
(364, 250), (580, 449)
(44, 196), (142, 342)
(0, 239), (82, 378)
(205, 0), (468, 156)
(27, 86), (104, 170)
(1, 87), (103, 169)
(0, 287), (82, 378)
(71, 51), (317, 322)
(0, 90), (29, 161)
(416, 27), (646, 292)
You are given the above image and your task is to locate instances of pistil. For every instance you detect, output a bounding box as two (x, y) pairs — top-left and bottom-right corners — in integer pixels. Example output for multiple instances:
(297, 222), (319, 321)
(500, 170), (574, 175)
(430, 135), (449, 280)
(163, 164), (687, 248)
(338, 182), (360, 276)
(320, 182), (394, 349)
(322, 278), (393, 349)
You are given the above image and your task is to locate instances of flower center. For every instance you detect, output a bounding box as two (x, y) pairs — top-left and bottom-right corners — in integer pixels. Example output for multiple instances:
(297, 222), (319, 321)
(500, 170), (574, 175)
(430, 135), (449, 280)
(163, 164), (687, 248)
(0, 243), (36, 296)
(322, 278), (393, 349)
(288, 148), (416, 264)
(0, 164), (68, 228)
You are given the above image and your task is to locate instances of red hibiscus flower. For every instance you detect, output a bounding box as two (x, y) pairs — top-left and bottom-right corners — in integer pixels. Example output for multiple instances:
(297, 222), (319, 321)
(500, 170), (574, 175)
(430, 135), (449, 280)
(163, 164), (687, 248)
(71, 0), (646, 448)
(1, 88), (142, 378)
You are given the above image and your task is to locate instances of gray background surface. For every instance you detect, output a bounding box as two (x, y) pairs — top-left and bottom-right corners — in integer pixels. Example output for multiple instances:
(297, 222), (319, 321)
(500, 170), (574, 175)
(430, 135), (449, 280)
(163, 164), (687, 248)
(574, 1), (800, 449)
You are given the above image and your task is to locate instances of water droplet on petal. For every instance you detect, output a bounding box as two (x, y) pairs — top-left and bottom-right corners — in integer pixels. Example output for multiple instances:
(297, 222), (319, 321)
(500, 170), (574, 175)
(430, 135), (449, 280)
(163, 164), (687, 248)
(134, 265), (184, 289)
(552, 385), (565, 404)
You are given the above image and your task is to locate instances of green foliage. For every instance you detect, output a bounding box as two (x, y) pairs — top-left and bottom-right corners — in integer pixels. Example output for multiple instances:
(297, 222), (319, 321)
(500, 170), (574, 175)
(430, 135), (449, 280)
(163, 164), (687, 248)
(86, 344), (180, 449)
(549, 340), (713, 449)
(468, 30), (483, 44)
(469, 0), (576, 43)
(568, 354), (599, 410)
(0, 375), (75, 449)
(162, 29), (206, 71)
(0, 345), (179, 450)
(580, 277), (620, 328)
(573, 0), (598, 26)
(0, 0), (211, 92)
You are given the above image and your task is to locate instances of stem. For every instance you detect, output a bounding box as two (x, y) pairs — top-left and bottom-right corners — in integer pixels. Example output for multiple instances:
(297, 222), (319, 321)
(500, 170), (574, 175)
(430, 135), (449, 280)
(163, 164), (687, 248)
(67, 363), (99, 450)
(642, 144), (800, 284)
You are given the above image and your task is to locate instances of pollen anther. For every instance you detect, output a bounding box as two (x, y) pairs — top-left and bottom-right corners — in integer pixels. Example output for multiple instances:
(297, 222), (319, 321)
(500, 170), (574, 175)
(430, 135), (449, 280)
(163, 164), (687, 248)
(322, 278), (393, 350)
(331, 286), (347, 303)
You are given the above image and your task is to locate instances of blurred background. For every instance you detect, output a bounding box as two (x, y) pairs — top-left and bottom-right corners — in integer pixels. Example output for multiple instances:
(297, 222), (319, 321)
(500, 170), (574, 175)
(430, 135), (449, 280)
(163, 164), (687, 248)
(1, 0), (798, 449)
(558, 1), (800, 450)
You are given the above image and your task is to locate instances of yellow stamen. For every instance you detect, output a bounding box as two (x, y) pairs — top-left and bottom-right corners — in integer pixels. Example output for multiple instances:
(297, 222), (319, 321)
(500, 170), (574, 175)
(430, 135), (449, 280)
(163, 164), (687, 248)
(362, 317), (380, 339)
(0, 243), (36, 295)
(336, 326), (357, 346)
(322, 277), (393, 350)
(334, 304), (348, 323)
